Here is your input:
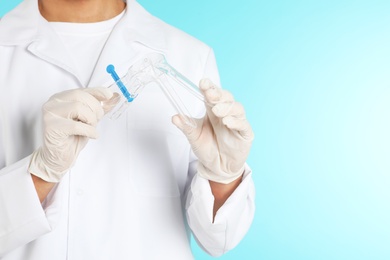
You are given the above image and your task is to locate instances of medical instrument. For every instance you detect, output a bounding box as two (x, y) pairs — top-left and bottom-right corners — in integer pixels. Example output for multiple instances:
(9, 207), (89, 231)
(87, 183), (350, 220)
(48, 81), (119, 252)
(106, 53), (205, 127)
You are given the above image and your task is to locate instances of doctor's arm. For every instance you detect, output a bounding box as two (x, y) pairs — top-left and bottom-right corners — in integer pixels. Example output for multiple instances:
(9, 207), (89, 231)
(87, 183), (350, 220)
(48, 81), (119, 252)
(31, 174), (56, 202)
(0, 88), (116, 256)
(28, 87), (118, 203)
(173, 80), (255, 257)
(209, 177), (243, 219)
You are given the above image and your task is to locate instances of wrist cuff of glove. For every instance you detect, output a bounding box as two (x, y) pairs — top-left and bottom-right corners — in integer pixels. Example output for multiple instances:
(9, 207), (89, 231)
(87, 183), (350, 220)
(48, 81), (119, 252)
(28, 149), (67, 183)
(197, 163), (245, 184)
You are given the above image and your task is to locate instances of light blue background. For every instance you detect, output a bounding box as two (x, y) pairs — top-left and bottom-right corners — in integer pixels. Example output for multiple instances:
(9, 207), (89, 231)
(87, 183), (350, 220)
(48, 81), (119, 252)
(2, 1), (390, 259)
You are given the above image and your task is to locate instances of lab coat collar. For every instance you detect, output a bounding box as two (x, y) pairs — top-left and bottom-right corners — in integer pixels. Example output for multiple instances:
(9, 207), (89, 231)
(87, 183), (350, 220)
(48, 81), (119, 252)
(121, 0), (167, 53)
(0, 0), (83, 83)
(0, 0), (167, 86)
(0, 0), (40, 45)
(88, 0), (168, 87)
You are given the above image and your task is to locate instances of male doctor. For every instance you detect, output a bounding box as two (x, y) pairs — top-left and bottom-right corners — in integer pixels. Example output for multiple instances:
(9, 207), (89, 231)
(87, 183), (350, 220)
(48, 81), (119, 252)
(0, 0), (255, 259)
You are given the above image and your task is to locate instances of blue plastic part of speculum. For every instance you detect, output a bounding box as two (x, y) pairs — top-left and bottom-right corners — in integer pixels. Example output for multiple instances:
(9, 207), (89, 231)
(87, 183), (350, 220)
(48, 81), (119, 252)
(106, 64), (134, 102)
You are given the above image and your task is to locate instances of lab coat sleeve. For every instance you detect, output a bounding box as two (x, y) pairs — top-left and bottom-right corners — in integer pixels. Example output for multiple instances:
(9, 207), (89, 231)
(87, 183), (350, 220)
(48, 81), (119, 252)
(186, 165), (255, 257)
(0, 155), (63, 257)
(185, 48), (256, 257)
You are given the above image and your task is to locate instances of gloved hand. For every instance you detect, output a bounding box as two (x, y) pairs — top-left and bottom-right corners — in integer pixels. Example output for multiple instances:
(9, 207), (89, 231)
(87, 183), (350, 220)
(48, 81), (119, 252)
(172, 79), (254, 184)
(28, 87), (119, 183)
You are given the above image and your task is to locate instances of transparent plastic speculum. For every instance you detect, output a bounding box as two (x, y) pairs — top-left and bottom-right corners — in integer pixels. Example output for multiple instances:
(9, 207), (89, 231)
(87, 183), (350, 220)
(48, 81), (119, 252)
(106, 53), (205, 127)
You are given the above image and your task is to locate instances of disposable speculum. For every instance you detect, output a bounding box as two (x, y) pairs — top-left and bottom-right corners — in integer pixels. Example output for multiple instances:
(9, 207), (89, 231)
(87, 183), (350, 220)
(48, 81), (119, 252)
(106, 53), (206, 127)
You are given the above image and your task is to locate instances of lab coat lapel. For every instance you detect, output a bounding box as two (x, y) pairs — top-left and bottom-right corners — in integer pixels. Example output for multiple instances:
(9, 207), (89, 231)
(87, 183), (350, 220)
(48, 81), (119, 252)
(0, 0), (84, 87)
(27, 28), (83, 87)
(86, 22), (140, 88)
(87, 0), (167, 88)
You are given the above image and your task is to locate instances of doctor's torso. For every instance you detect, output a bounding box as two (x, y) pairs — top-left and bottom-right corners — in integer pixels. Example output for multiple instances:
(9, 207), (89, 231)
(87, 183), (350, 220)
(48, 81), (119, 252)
(0, 1), (216, 259)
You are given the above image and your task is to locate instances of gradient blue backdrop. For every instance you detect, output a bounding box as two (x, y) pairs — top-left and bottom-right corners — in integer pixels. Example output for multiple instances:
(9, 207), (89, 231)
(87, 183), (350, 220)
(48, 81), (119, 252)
(1, 1), (390, 259)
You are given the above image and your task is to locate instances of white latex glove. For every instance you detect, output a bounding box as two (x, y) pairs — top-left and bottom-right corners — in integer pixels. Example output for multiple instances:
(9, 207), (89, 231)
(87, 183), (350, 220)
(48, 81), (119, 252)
(28, 87), (119, 183)
(172, 79), (254, 184)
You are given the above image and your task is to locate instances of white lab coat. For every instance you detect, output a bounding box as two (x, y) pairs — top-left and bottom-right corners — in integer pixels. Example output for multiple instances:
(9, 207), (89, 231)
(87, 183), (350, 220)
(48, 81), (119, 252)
(0, 0), (255, 259)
